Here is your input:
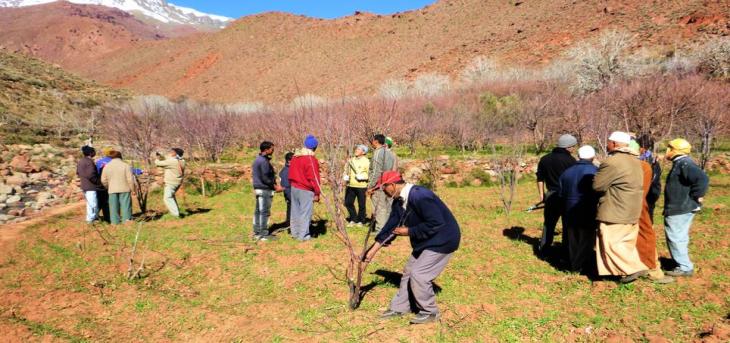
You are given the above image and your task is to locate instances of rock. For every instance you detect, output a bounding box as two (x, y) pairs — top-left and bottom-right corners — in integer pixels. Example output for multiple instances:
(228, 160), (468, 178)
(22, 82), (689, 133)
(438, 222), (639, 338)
(5, 173), (28, 187)
(36, 192), (53, 205)
(10, 154), (40, 173)
(0, 203), (6, 210)
(0, 195), (6, 203)
(440, 166), (457, 175)
(6, 195), (21, 204)
(8, 208), (26, 217)
(0, 183), (13, 195)
(0, 214), (14, 222)
(470, 179), (483, 187)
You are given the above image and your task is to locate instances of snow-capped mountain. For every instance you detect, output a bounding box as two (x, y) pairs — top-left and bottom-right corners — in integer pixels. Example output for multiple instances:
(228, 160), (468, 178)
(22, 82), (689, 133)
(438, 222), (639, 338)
(0, 0), (231, 28)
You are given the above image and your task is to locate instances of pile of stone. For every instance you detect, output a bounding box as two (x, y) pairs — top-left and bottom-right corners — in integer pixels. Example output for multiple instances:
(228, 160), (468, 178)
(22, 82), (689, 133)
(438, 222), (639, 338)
(400, 155), (538, 187)
(0, 143), (82, 224)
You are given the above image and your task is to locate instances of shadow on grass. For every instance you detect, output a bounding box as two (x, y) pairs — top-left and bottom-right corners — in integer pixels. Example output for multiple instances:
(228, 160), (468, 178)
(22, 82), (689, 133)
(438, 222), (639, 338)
(133, 208), (211, 222)
(502, 226), (585, 276)
(658, 256), (679, 271)
(185, 207), (212, 216)
(359, 269), (442, 307)
(310, 219), (328, 238)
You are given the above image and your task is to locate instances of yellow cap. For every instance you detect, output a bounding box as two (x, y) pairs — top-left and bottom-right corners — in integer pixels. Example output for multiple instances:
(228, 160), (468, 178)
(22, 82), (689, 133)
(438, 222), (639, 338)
(666, 138), (691, 159)
(101, 147), (113, 157)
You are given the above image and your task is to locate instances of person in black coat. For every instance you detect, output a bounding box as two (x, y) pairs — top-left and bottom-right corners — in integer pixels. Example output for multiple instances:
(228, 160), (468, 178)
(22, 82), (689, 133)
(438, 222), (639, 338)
(76, 146), (104, 223)
(364, 171), (460, 325)
(637, 134), (662, 219)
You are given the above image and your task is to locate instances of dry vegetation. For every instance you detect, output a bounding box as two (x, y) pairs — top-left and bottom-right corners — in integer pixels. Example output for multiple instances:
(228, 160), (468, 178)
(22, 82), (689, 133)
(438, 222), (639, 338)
(0, 51), (126, 144)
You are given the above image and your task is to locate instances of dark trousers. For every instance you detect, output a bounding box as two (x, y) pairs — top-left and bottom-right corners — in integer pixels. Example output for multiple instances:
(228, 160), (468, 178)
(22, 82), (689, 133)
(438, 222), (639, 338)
(344, 187), (367, 223)
(539, 191), (565, 253)
(284, 192), (291, 225)
(97, 190), (110, 223)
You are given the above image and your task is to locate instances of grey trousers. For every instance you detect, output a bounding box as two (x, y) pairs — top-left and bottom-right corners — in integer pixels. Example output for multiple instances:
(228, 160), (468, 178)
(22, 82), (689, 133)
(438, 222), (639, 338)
(371, 190), (393, 231)
(389, 250), (452, 315)
(164, 184), (181, 217)
(253, 189), (274, 236)
(290, 187), (314, 240)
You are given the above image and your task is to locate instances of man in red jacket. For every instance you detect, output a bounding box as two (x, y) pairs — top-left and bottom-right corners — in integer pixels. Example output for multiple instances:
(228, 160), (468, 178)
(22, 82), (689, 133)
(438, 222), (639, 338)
(288, 134), (321, 241)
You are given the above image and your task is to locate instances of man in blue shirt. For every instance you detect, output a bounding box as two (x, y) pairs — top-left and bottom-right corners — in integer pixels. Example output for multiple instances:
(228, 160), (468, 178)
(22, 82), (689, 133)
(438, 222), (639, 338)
(558, 145), (599, 273)
(364, 171), (460, 325)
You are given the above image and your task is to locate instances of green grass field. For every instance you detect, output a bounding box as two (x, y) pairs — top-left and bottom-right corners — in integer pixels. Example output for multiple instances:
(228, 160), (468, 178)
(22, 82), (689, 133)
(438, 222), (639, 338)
(0, 167), (728, 342)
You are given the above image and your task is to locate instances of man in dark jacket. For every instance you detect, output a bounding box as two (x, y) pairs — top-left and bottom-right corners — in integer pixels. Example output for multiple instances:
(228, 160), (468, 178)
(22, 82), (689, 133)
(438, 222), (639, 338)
(77, 146), (104, 224)
(279, 152), (294, 227)
(637, 134), (662, 219)
(364, 171), (460, 325)
(663, 139), (709, 277)
(252, 141), (283, 241)
(558, 145), (598, 272)
(536, 134), (577, 255)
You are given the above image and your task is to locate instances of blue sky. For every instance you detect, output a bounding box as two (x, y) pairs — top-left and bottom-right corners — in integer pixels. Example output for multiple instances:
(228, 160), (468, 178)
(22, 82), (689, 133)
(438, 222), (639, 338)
(172, 0), (436, 19)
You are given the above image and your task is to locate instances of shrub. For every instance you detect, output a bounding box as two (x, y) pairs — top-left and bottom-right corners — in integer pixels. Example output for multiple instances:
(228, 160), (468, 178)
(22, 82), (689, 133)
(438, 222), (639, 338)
(378, 78), (409, 100)
(291, 94), (327, 109)
(412, 73), (450, 98)
(460, 56), (498, 86)
(696, 36), (730, 80)
(469, 168), (493, 186)
(565, 30), (633, 93)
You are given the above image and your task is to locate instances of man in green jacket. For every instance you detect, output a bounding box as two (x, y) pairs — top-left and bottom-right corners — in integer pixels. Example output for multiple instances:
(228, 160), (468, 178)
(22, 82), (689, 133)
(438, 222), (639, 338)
(367, 134), (397, 231)
(155, 148), (186, 218)
(592, 131), (648, 283)
(663, 139), (709, 277)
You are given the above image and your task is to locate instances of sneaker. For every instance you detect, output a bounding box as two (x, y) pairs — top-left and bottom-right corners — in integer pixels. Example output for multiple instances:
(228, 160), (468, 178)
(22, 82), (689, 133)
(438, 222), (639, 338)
(410, 312), (440, 324)
(356, 222), (366, 226)
(347, 221), (356, 227)
(665, 268), (693, 277)
(379, 310), (404, 320)
(259, 235), (278, 241)
(620, 270), (648, 284)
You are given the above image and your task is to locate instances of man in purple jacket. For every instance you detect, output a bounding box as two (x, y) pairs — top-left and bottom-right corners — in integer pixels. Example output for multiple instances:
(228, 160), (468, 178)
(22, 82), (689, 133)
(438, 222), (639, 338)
(364, 171), (460, 325)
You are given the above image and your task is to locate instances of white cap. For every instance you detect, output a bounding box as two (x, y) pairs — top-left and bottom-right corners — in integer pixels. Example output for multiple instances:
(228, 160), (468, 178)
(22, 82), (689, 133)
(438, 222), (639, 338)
(578, 145), (596, 159)
(608, 131), (631, 144)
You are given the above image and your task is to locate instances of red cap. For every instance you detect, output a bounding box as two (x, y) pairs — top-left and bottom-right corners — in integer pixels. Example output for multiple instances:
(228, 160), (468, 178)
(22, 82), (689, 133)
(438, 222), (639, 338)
(373, 171), (403, 190)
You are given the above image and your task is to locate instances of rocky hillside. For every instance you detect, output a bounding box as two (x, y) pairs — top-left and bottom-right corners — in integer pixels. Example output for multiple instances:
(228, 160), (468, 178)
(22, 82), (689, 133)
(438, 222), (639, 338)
(0, 1), (179, 70)
(0, 143), (80, 224)
(0, 51), (126, 144)
(78, 0), (728, 103)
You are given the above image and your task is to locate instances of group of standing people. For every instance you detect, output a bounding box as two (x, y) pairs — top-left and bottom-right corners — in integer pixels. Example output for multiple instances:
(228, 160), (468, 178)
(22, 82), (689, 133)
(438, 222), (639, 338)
(537, 132), (709, 283)
(76, 146), (186, 224)
(250, 133), (398, 241)
(249, 134), (459, 324)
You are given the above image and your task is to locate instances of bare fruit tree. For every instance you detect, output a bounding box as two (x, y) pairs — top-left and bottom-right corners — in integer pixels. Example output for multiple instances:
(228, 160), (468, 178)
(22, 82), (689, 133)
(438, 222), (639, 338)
(103, 97), (166, 213)
(490, 140), (523, 215)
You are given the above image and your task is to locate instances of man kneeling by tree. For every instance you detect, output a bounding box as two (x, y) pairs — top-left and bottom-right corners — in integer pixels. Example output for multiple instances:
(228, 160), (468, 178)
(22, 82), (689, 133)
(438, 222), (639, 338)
(363, 171), (460, 324)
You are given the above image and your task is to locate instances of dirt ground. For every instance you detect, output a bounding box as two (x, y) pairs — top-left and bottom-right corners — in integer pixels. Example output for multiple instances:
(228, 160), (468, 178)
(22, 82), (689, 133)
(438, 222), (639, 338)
(0, 173), (728, 342)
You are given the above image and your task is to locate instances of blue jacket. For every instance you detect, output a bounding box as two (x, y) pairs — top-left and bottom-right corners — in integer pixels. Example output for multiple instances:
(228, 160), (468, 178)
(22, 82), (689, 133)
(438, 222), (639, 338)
(252, 154), (276, 190)
(375, 186), (460, 255)
(279, 164), (291, 198)
(558, 160), (598, 227)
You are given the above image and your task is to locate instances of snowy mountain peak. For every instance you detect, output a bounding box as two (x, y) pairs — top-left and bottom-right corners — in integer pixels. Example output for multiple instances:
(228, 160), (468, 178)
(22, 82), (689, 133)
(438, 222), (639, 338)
(0, 0), (232, 28)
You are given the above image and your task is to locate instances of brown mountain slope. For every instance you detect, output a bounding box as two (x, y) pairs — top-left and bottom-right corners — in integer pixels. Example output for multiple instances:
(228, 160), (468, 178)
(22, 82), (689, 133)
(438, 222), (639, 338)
(0, 1), (171, 70)
(0, 51), (126, 144)
(77, 0), (729, 102)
